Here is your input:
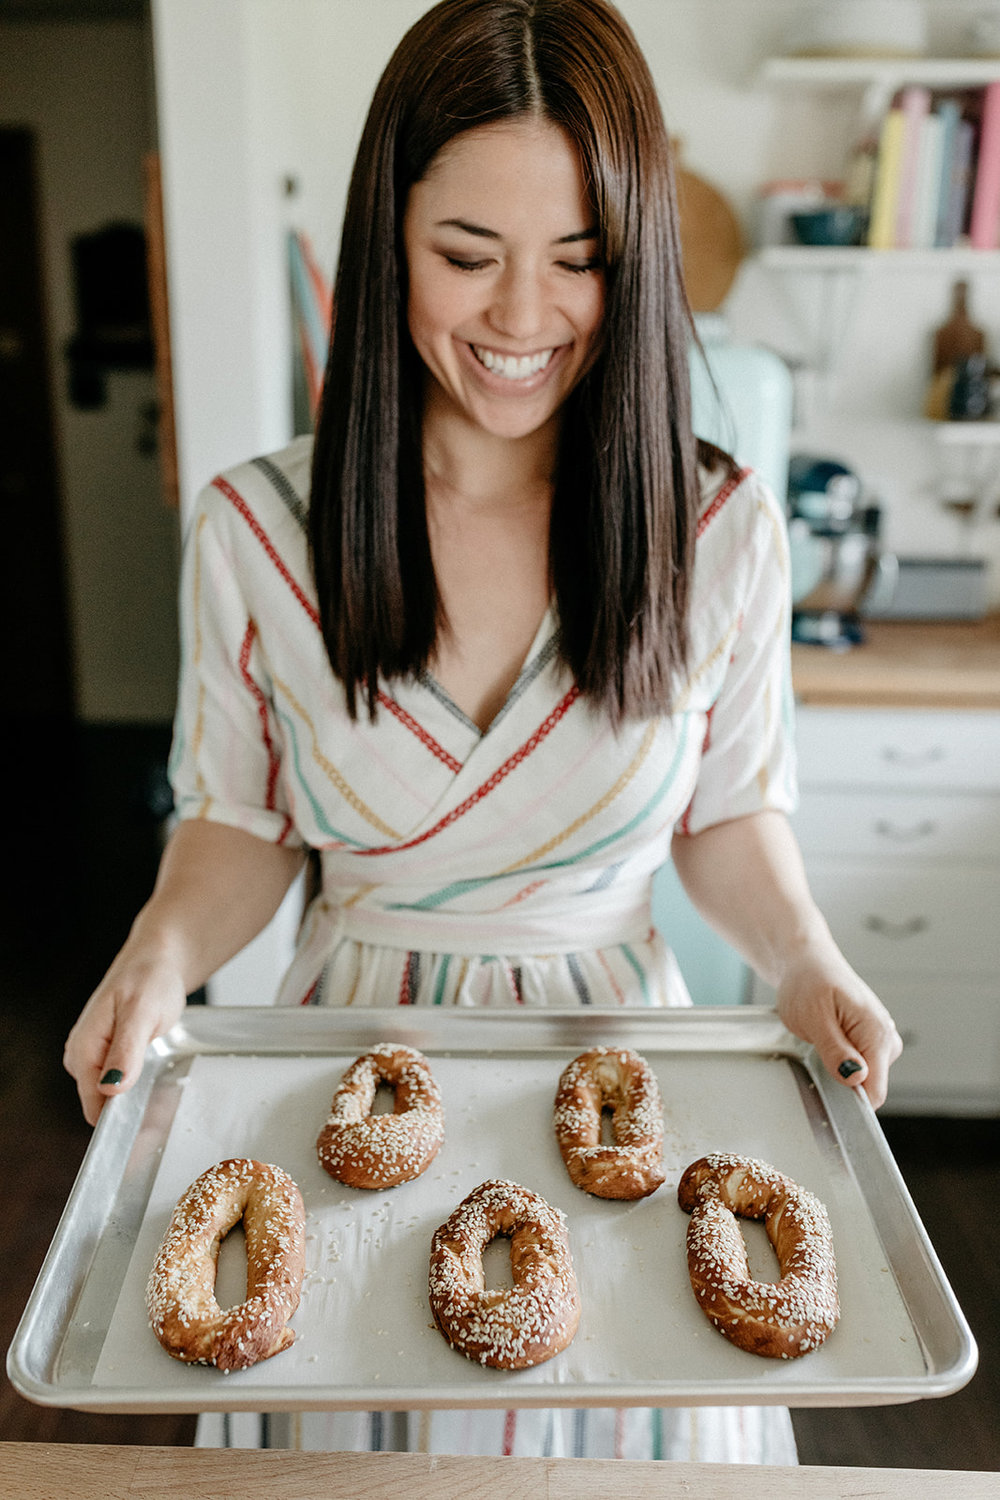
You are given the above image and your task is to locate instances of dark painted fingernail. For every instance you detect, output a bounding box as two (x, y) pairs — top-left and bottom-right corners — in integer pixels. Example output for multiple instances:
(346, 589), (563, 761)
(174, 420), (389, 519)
(838, 1058), (863, 1079)
(100, 1068), (124, 1086)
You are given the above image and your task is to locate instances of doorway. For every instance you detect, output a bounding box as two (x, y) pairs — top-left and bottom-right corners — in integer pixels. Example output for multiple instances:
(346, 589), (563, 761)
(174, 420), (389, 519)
(0, 126), (74, 722)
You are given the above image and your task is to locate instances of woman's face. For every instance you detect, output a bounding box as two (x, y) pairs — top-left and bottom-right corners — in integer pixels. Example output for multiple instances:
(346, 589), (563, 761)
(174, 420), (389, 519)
(403, 117), (605, 446)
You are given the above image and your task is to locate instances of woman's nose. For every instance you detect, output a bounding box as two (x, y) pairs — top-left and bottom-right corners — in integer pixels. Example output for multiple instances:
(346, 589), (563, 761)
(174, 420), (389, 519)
(488, 265), (546, 340)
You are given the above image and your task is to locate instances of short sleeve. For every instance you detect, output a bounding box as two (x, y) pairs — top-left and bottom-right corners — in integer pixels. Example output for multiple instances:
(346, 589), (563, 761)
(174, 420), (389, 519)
(168, 481), (303, 848)
(677, 471), (798, 835)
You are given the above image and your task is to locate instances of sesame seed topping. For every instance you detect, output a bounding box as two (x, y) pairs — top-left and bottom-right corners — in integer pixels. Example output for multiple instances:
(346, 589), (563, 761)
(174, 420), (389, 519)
(146, 1158), (305, 1372)
(677, 1153), (839, 1360)
(317, 1045), (445, 1190)
(428, 1179), (580, 1370)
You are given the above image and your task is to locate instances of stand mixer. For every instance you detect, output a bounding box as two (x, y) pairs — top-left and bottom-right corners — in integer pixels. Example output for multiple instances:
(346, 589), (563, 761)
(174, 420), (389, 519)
(787, 456), (897, 648)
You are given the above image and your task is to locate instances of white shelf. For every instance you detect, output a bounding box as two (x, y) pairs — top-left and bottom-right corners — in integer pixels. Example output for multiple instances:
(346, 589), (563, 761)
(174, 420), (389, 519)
(759, 55), (1000, 90)
(757, 246), (1000, 271)
(932, 422), (1000, 445)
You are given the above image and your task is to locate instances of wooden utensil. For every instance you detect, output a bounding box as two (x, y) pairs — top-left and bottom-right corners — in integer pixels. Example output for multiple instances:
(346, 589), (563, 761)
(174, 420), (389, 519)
(673, 139), (745, 312)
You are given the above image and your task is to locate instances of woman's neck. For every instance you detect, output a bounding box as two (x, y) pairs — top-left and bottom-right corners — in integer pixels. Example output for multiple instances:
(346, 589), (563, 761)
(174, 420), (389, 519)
(421, 382), (560, 513)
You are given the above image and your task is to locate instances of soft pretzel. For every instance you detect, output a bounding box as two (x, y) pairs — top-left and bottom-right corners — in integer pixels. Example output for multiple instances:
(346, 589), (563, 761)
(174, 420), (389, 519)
(146, 1158), (305, 1371)
(428, 1179), (581, 1369)
(316, 1043), (445, 1189)
(553, 1046), (665, 1199)
(677, 1152), (839, 1359)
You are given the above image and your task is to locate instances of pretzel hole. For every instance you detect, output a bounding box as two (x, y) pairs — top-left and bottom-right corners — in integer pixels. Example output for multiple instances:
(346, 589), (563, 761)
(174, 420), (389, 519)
(739, 1217), (779, 1283)
(371, 1083), (395, 1116)
(600, 1106), (616, 1147)
(481, 1234), (515, 1292)
(214, 1220), (248, 1308)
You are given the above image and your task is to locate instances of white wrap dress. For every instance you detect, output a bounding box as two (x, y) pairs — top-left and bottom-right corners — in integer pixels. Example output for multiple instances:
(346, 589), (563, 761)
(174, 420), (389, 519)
(170, 435), (799, 1463)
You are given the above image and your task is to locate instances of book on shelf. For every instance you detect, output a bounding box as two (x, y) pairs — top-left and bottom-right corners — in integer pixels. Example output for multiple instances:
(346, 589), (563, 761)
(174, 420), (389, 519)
(933, 98), (962, 246)
(942, 117), (976, 246)
(864, 85), (999, 250)
(893, 85), (932, 247)
(969, 80), (1000, 249)
(868, 104), (906, 247)
(911, 110), (944, 248)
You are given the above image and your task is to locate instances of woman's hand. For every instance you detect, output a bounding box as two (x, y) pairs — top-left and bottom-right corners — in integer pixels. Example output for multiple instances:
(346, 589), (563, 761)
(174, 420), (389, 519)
(64, 947), (187, 1126)
(775, 938), (902, 1109)
(671, 810), (903, 1107)
(62, 819), (305, 1124)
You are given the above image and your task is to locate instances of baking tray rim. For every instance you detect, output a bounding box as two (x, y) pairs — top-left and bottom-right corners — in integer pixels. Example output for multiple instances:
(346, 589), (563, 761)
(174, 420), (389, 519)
(7, 1005), (978, 1412)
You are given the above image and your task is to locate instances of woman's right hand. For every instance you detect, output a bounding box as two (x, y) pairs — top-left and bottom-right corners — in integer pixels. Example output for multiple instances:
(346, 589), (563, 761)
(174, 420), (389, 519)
(63, 947), (188, 1126)
(62, 819), (306, 1125)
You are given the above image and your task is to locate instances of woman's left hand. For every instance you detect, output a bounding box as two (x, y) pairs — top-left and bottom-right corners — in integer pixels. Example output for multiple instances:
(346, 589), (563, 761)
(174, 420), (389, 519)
(672, 811), (903, 1108)
(775, 937), (903, 1108)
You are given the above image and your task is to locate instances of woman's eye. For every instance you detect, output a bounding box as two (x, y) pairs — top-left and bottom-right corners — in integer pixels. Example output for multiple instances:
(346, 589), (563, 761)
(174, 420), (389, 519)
(444, 255), (490, 272)
(560, 258), (602, 275)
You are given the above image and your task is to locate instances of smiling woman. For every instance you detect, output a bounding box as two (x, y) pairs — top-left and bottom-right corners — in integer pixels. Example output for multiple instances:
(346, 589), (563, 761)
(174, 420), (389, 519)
(63, 0), (902, 1472)
(402, 117), (606, 727)
(309, 0), (698, 730)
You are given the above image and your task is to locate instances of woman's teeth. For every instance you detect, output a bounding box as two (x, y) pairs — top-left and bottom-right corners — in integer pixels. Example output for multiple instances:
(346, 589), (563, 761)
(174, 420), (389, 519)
(472, 346), (554, 380)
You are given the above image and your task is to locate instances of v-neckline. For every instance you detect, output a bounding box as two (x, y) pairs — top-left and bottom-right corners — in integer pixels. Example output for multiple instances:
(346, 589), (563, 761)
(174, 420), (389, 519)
(420, 604), (557, 740)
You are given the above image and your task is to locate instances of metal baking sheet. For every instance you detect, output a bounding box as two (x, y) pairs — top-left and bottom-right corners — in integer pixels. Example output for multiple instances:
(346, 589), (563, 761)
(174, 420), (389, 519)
(7, 1007), (976, 1413)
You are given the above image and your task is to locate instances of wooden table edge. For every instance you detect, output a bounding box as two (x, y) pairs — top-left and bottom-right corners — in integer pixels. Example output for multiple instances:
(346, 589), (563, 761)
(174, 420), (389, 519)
(1, 1442), (998, 1499)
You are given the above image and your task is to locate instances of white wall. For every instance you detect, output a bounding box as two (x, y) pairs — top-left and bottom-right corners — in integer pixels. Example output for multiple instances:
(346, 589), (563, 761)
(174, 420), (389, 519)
(152, 0), (1000, 600)
(150, 0), (431, 520)
(1, 18), (180, 722)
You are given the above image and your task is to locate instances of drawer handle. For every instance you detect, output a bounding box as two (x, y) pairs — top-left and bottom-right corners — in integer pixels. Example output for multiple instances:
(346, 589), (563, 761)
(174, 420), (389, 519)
(874, 819), (938, 842)
(881, 746), (946, 767)
(863, 915), (928, 939)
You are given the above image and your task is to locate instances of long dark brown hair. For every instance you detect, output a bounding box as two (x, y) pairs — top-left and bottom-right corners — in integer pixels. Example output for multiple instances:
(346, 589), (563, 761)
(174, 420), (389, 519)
(311, 0), (715, 723)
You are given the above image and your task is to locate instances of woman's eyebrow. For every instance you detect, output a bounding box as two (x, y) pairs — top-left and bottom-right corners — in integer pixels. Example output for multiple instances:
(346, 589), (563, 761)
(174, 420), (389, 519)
(435, 217), (500, 238)
(434, 217), (599, 244)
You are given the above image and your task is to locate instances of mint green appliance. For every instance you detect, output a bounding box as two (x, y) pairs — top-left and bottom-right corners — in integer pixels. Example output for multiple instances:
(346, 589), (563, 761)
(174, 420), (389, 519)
(650, 317), (793, 1005)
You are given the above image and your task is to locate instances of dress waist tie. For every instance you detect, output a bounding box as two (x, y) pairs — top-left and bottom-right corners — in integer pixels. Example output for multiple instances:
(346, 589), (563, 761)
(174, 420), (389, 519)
(312, 879), (654, 956)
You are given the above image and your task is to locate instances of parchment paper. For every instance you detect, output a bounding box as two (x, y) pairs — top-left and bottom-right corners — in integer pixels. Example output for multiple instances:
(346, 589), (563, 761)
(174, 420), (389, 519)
(90, 1044), (923, 1405)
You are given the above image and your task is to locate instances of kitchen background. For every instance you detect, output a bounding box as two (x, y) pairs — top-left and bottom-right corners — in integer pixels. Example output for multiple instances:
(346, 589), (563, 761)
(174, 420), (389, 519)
(1, 0), (998, 1470)
(3, 0), (999, 732)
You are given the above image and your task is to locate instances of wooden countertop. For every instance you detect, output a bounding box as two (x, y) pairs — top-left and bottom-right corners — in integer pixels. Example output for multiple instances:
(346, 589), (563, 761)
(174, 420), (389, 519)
(3, 1443), (999, 1499)
(791, 616), (1000, 710)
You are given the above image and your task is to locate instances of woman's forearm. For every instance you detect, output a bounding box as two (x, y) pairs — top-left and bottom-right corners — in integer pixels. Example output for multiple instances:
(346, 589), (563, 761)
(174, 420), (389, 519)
(128, 818), (306, 993)
(670, 810), (902, 1105)
(670, 810), (834, 987)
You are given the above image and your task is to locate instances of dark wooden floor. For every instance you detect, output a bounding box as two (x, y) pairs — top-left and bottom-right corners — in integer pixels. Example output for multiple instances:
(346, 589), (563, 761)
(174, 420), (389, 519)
(792, 1112), (1000, 1471)
(1, 720), (196, 1447)
(1, 721), (997, 1468)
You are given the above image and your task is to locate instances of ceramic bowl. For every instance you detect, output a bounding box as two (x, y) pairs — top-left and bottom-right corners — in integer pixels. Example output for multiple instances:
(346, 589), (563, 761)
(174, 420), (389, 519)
(791, 206), (868, 247)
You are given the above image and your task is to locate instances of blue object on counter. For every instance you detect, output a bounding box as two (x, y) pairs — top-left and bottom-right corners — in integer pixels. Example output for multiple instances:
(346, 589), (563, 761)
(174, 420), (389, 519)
(662, 317), (793, 1006)
(690, 315), (794, 502)
(651, 862), (750, 1007)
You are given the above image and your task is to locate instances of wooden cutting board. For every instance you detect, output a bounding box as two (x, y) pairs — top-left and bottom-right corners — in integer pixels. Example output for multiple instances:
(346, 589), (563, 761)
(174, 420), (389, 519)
(673, 140), (745, 312)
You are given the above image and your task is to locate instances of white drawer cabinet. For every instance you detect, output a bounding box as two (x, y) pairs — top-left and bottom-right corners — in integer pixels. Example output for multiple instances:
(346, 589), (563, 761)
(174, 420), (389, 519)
(752, 706), (1000, 1114)
(866, 977), (1000, 1114)
(803, 861), (1000, 977)
(793, 790), (1000, 864)
(793, 708), (1000, 793)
